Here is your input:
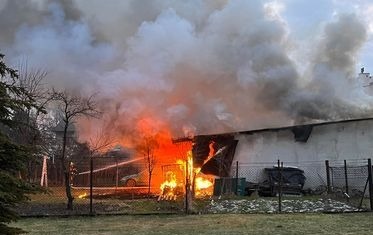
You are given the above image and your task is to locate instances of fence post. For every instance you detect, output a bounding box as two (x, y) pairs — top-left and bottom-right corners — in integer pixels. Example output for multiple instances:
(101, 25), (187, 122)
(344, 160), (349, 195)
(235, 161), (239, 195)
(185, 161), (189, 214)
(90, 157), (93, 215)
(278, 160), (282, 213)
(115, 157), (118, 192)
(368, 158), (373, 211)
(325, 160), (331, 194)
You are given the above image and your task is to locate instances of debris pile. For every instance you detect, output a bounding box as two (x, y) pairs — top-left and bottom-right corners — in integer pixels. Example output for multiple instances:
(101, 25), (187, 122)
(206, 198), (362, 213)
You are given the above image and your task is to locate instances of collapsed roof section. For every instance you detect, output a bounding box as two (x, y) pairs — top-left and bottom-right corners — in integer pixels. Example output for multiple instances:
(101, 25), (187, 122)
(291, 125), (313, 142)
(192, 135), (238, 177)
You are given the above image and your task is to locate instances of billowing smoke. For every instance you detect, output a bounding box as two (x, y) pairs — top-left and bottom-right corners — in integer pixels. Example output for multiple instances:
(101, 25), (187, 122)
(291, 14), (369, 121)
(0, 0), (371, 144)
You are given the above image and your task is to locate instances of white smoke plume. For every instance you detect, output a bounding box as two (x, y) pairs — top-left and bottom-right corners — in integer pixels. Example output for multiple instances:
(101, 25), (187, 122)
(0, 0), (371, 144)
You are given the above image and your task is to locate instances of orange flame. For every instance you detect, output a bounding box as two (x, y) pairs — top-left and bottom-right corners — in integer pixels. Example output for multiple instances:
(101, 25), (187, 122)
(158, 171), (183, 200)
(78, 193), (87, 199)
(195, 177), (213, 190)
(160, 171), (177, 192)
(83, 115), (213, 196)
(159, 150), (214, 198)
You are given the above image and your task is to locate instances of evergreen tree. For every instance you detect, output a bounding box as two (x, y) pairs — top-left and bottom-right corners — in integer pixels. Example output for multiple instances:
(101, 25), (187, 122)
(0, 53), (40, 234)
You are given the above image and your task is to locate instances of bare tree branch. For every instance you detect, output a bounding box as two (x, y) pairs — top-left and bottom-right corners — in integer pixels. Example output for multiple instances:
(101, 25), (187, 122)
(87, 128), (116, 155)
(51, 89), (102, 122)
(50, 88), (101, 210)
(137, 135), (159, 196)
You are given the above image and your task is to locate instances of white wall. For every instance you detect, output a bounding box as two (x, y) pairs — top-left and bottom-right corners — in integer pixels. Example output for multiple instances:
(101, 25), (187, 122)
(232, 120), (373, 188)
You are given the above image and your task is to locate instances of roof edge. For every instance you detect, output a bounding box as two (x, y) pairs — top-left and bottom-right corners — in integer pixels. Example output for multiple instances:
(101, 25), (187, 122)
(195, 117), (373, 137)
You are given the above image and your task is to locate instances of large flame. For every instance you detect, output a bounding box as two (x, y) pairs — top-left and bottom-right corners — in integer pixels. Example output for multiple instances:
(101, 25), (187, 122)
(159, 150), (214, 199)
(82, 115), (214, 197)
(195, 177), (213, 190)
(159, 171), (180, 200)
(127, 118), (193, 191)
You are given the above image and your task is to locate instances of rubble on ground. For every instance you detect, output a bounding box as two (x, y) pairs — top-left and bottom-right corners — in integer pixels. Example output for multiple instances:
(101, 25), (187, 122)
(206, 198), (362, 213)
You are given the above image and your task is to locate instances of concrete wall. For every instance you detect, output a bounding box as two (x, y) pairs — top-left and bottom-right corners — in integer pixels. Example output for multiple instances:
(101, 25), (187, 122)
(232, 119), (373, 189)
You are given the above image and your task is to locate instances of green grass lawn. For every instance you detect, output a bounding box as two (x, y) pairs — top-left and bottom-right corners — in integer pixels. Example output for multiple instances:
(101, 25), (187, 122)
(13, 213), (373, 235)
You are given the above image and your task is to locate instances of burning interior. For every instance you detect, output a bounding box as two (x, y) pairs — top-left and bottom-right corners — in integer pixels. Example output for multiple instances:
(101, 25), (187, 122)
(145, 133), (239, 199)
(72, 130), (239, 199)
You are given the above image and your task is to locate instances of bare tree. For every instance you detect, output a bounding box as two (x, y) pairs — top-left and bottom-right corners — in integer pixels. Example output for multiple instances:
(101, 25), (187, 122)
(9, 64), (49, 141)
(17, 63), (50, 113)
(137, 136), (159, 196)
(7, 64), (52, 182)
(87, 128), (115, 157)
(51, 89), (101, 210)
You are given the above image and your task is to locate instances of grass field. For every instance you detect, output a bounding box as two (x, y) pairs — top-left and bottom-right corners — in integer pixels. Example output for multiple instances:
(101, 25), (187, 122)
(13, 212), (373, 235)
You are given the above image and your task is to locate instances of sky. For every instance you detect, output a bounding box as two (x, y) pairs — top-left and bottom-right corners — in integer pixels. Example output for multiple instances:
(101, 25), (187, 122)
(1, 0), (373, 140)
(279, 0), (373, 71)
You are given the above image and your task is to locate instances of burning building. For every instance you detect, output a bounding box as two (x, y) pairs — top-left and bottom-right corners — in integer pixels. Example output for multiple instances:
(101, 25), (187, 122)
(192, 117), (373, 190)
(1, 1), (372, 199)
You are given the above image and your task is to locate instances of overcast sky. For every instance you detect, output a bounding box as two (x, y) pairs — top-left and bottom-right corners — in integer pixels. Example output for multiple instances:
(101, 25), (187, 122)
(280, 0), (373, 71)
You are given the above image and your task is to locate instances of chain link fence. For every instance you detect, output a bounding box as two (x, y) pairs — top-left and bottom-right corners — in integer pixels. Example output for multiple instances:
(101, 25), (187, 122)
(16, 156), (373, 216)
(223, 158), (373, 213)
(328, 159), (372, 209)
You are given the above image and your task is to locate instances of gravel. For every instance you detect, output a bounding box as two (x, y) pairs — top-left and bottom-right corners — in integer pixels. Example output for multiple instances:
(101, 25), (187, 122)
(206, 198), (362, 214)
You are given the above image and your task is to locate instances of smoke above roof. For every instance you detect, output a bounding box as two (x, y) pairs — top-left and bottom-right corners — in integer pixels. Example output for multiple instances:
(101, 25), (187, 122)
(0, 0), (372, 142)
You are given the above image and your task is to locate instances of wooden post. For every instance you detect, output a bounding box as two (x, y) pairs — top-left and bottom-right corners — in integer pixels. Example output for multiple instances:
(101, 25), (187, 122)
(90, 157), (93, 215)
(115, 157), (118, 191)
(325, 160), (331, 194)
(359, 177), (369, 209)
(40, 155), (48, 187)
(368, 158), (373, 211)
(185, 161), (189, 214)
